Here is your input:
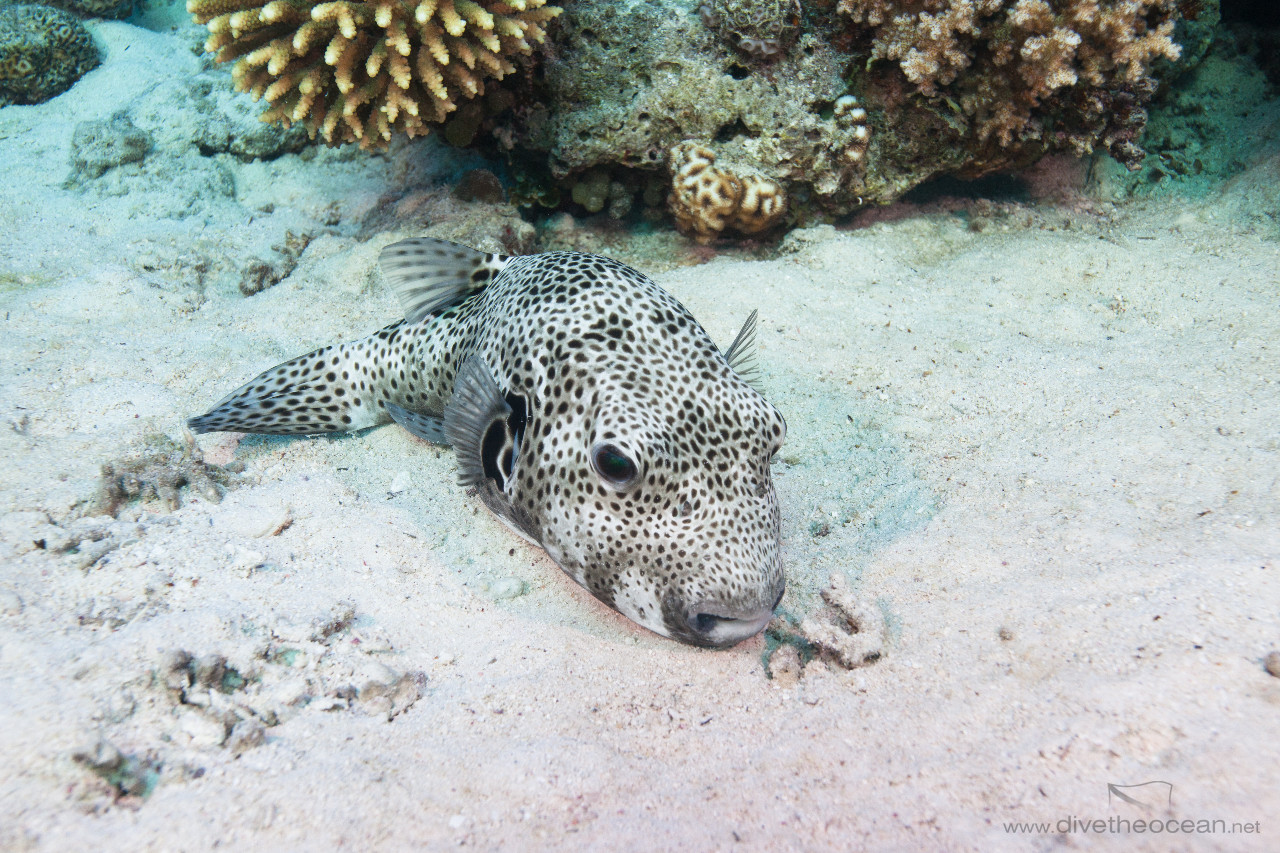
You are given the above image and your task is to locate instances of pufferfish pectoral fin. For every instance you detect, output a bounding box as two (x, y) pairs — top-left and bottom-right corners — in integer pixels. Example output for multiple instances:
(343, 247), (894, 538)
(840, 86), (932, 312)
(722, 308), (763, 391)
(379, 237), (514, 324)
(385, 402), (450, 445)
(443, 355), (525, 490)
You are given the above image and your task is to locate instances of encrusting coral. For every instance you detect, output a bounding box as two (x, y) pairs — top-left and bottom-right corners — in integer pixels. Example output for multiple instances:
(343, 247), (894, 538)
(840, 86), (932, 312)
(668, 141), (787, 244)
(698, 0), (800, 61)
(187, 0), (561, 149)
(838, 0), (1183, 166)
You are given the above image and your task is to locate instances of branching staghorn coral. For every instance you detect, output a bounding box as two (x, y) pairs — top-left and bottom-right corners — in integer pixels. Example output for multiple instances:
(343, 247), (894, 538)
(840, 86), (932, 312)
(188, 0), (561, 149)
(839, 0), (1182, 164)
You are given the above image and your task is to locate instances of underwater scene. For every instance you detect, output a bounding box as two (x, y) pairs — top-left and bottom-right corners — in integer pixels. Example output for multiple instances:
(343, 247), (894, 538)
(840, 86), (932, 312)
(0, 0), (1277, 847)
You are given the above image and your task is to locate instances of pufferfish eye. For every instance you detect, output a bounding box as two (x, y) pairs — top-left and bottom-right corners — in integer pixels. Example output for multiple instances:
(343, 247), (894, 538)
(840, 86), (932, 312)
(591, 442), (640, 489)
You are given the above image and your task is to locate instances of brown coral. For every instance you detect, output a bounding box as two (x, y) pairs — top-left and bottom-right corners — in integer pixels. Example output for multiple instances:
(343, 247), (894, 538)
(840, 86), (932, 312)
(839, 0), (1182, 164)
(188, 0), (561, 149)
(668, 141), (787, 244)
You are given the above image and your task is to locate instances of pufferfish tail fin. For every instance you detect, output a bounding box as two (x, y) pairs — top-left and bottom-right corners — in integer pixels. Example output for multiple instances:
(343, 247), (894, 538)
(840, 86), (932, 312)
(188, 321), (429, 437)
(379, 238), (514, 324)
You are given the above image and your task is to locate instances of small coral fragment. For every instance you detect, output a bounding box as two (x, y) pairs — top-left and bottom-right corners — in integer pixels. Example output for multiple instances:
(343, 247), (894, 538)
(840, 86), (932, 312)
(668, 141), (787, 244)
(71, 740), (159, 799)
(187, 0), (561, 149)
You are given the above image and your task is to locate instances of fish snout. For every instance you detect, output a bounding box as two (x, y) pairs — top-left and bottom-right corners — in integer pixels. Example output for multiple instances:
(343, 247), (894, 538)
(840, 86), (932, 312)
(671, 581), (784, 649)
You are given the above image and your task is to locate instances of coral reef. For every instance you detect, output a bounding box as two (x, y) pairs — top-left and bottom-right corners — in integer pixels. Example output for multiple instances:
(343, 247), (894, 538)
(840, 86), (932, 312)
(187, 0), (561, 149)
(0, 3), (99, 107)
(510, 0), (869, 221)
(667, 141), (787, 243)
(497, 0), (1210, 234)
(563, 166), (668, 220)
(1094, 36), (1274, 196)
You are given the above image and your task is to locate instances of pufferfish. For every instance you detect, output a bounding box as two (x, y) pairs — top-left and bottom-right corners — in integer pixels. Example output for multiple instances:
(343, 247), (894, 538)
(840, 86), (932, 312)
(189, 238), (788, 648)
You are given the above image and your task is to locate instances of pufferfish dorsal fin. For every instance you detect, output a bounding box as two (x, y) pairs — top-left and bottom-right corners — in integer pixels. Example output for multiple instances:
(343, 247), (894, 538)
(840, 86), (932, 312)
(379, 237), (513, 324)
(444, 356), (513, 489)
(722, 309), (763, 391)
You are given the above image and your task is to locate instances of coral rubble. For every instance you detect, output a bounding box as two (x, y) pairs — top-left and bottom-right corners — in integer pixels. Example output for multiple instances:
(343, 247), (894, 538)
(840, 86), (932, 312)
(0, 3), (99, 107)
(66, 111), (153, 181)
(93, 432), (243, 517)
(187, 0), (561, 149)
(796, 573), (885, 669)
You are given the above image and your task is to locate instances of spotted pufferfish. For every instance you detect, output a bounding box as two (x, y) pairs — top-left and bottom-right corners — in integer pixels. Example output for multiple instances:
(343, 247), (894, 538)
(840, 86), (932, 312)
(190, 238), (788, 648)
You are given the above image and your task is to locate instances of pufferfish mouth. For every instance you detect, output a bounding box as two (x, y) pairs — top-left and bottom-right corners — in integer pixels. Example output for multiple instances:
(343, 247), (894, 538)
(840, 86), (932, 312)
(666, 585), (784, 649)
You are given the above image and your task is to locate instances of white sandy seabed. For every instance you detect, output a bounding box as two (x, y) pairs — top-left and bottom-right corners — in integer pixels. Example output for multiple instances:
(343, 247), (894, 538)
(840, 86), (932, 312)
(1, 16), (1278, 853)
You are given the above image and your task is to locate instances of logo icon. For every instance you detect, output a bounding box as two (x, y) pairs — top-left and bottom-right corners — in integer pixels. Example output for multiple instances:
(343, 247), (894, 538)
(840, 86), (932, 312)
(1108, 781), (1174, 809)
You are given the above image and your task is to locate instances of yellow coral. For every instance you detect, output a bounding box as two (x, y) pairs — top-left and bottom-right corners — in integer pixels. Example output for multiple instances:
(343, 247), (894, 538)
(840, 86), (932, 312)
(668, 142), (787, 244)
(188, 0), (561, 149)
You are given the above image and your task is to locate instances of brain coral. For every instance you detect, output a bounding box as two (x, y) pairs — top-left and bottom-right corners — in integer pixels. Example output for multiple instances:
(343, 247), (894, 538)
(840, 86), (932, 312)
(668, 141), (787, 242)
(0, 3), (99, 107)
(188, 0), (561, 149)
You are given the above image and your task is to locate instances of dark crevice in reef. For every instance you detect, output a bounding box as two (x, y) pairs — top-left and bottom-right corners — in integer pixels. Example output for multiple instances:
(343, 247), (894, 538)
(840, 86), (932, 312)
(902, 173), (1030, 206)
(1220, 0), (1280, 88)
(1220, 0), (1280, 29)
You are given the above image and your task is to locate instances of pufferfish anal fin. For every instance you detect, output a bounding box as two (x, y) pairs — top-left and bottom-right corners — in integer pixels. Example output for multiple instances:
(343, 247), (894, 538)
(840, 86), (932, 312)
(722, 309), (763, 391)
(444, 356), (516, 489)
(379, 237), (514, 324)
(385, 402), (450, 445)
